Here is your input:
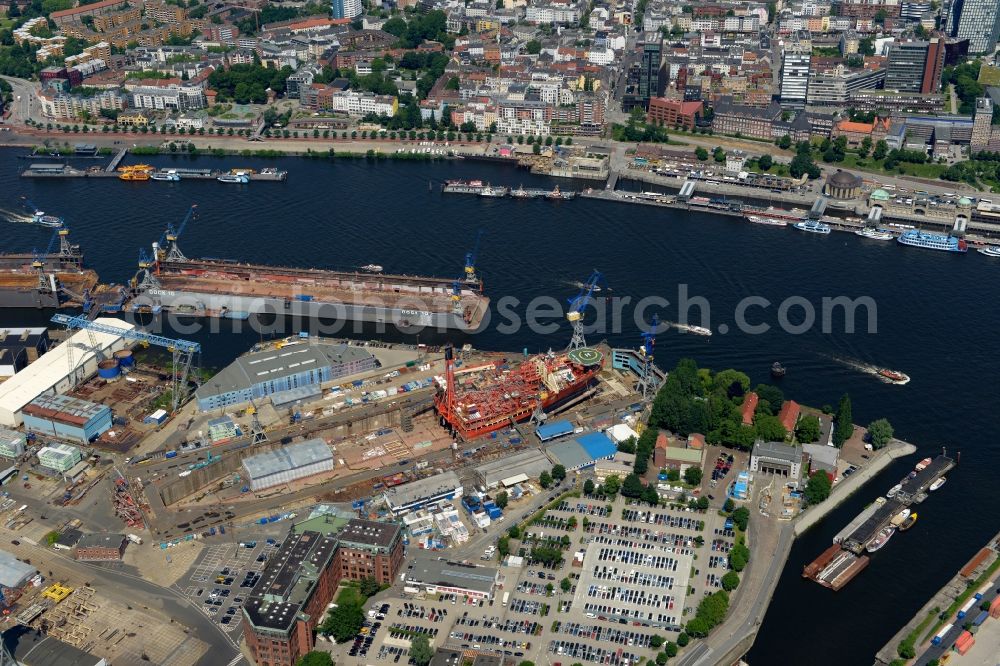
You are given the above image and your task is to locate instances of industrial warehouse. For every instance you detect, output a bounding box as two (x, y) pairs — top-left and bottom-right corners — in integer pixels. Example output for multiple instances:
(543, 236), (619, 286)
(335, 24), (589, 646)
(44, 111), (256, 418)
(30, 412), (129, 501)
(193, 341), (378, 411)
(21, 394), (112, 444)
(241, 439), (334, 491)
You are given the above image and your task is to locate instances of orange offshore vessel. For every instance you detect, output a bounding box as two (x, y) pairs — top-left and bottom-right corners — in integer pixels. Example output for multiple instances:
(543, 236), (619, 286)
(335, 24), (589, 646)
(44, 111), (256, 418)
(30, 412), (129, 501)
(435, 345), (604, 440)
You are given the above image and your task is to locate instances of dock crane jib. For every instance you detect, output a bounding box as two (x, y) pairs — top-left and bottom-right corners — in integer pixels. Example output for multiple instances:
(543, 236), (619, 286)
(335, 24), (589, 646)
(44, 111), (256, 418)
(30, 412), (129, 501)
(464, 230), (483, 285)
(638, 313), (663, 399)
(566, 269), (602, 350)
(157, 204), (197, 265)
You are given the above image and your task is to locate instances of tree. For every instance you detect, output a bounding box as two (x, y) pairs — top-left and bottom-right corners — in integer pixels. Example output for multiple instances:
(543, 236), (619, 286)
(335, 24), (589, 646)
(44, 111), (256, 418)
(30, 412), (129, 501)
(617, 437), (637, 454)
(859, 136), (872, 158)
(560, 577), (571, 593)
(729, 542), (750, 572)
(664, 642), (678, 658)
(795, 415), (821, 444)
(696, 496), (709, 511)
(359, 577), (380, 598)
(622, 473), (645, 498)
(683, 466), (702, 486)
(539, 471), (553, 488)
(833, 393), (853, 447)
(655, 652), (668, 665)
(321, 600), (364, 642)
(731, 507), (750, 531)
(804, 470), (832, 505)
(713, 146), (726, 162)
(411, 634), (434, 666)
(867, 419), (894, 449)
(495, 491), (509, 509)
(603, 475), (621, 497)
(758, 154), (773, 171)
(583, 479), (595, 494)
(873, 139), (888, 161)
(526, 39), (542, 55)
(776, 134), (792, 150)
(695, 146), (708, 161)
(497, 536), (510, 559)
(508, 525), (521, 539)
(677, 632), (690, 648)
(551, 465), (566, 482)
(650, 635), (664, 649)
(297, 652), (334, 666)
(723, 498), (735, 513)
(754, 414), (787, 442)
(753, 384), (784, 416)
(896, 640), (916, 659)
(721, 571), (740, 591)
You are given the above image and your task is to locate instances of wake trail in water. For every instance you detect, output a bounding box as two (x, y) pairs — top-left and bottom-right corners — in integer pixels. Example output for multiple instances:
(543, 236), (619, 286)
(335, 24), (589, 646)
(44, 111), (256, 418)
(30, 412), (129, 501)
(820, 352), (910, 384)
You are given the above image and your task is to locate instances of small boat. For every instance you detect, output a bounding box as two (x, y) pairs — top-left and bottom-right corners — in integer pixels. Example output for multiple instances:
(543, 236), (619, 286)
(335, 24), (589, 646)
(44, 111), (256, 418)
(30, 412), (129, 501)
(673, 323), (711, 336)
(770, 362), (786, 378)
(218, 173), (249, 184)
(929, 477), (946, 491)
(978, 246), (1000, 257)
(150, 171), (180, 181)
(794, 220), (832, 234)
(914, 457), (932, 472)
(30, 211), (63, 227)
(359, 264), (383, 273)
(510, 185), (531, 198)
(746, 214), (788, 227)
(898, 512), (917, 531)
(855, 227), (894, 241)
(866, 526), (895, 553)
(890, 508), (911, 527)
(479, 184), (508, 198)
(547, 185), (575, 200)
(886, 483), (902, 499)
(877, 368), (910, 385)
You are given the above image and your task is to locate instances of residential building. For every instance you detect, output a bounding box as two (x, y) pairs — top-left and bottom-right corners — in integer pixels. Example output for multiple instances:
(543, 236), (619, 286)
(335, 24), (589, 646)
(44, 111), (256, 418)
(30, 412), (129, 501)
(638, 34), (664, 106)
(740, 392), (758, 426)
(807, 66), (886, 107)
(36, 443), (84, 473)
(749, 440), (803, 481)
(972, 96), (994, 150)
(884, 39), (944, 93)
(331, 0), (362, 18)
(21, 394), (112, 444)
(712, 96), (783, 139)
(129, 83), (207, 111)
(946, 0), (1000, 53)
(646, 98), (701, 129)
(38, 89), (126, 120)
(75, 533), (126, 561)
(780, 43), (812, 108)
(50, 0), (129, 26)
(325, 90), (398, 117)
(778, 400), (801, 434)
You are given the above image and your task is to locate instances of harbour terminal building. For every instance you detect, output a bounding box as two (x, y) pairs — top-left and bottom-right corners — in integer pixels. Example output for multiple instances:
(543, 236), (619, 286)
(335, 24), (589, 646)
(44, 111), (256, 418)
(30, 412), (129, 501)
(194, 342), (378, 411)
(243, 517), (404, 666)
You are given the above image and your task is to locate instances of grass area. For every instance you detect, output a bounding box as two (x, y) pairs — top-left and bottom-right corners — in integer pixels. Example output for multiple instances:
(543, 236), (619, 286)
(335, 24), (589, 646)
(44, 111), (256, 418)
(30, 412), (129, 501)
(922, 555), (1000, 644)
(838, 153), (949, 180)
(904, 606), (940, 648)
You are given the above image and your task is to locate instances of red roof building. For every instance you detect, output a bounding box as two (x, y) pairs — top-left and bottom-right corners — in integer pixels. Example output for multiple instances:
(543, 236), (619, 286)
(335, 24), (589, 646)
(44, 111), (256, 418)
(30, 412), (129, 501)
(687, 433), (706, 450)
(740, 392), (758, 426)
(653, 432), (669, 469)
(646, 98), (703, 131)
(777, 400), (801, 434)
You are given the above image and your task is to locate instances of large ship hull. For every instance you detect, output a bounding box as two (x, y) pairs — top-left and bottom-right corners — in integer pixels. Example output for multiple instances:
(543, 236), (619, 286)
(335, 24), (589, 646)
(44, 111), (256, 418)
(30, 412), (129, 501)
(0, 289), (60, 308)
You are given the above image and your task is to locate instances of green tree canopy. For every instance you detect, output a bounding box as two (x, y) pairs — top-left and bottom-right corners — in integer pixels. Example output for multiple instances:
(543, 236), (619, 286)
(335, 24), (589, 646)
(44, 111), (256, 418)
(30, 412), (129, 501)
(721, 571), (740, 591)
(754, 414), (787, 442)
(867, 418), (894, 449)
(495, 491), (509, 509)
(804, 470), (832, 505)
(539, 471), (553, 488)
(684, 466), (703, 486)
(551, 464), (566, 482)
(320, 599), (364, 643)
(795, 415), (821, 443)
(410, 634), (434, 666)
(833, 393), (853, 447)
(297, 652), (334, 666)
(526, 39), (542, 54)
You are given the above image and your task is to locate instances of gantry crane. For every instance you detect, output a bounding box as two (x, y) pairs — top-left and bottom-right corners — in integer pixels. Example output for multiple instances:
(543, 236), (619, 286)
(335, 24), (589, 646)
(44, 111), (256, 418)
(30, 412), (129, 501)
(51, 314), (201, 412)
(464, 230), (483, 285)
(132, 247), (161, 292)
(155, 204), (197, 265)
(566, 269), (602, 350)
(248, 399), (268, 445)
(637, 313), (663, 399)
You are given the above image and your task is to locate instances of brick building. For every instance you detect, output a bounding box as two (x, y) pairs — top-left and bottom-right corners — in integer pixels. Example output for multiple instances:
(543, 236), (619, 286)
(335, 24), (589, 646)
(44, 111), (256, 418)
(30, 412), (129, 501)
(646, 98), (703, 130)
(75, 533), (126, 561)
(336, 519), (405, 586)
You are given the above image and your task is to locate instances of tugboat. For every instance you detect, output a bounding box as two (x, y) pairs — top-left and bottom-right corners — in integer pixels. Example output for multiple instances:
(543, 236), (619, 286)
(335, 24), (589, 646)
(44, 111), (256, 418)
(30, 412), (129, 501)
(898, 512), (918, 531)
(877, 368), (910, 385)
(771, 362), (786, 378)
(866, 526), (895, 553)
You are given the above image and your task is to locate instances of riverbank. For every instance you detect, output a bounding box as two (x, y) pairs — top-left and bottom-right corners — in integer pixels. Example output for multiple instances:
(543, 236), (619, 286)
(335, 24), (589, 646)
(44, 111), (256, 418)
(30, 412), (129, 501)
(794, 438), (917, 537)
(874, 530), (1000, 665)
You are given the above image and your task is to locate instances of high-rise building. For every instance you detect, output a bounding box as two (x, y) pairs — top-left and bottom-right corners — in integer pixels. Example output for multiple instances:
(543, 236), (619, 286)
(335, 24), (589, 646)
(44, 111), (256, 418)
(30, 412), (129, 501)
(972, 97), (994, 150)
(780, 45), (811, 108)
(332, 0), (362, 19)
(638, 34), (664, 107)
(947, 0), (1000, 53)
(884, 39), (944, 93)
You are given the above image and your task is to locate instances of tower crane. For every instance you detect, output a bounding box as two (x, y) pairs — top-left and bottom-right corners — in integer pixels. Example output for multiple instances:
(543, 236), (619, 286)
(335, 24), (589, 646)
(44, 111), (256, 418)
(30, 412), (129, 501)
(51, 314), (201, 412)
(132, 247), (161, 291)
(248, 399), (268, 445)
(464, 230), (483, 285)
(155, 204), (197, 265)
(637, 314), (663, 399)
(30, 249), (53, 294)
(565, 269), (602, 350)
(44, 225), (75, 260)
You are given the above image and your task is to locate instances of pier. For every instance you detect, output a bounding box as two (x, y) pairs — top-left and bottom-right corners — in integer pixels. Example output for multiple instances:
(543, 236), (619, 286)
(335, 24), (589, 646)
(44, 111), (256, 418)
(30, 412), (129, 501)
(105, 146), (128, 172)
(21, 164), (287, 181)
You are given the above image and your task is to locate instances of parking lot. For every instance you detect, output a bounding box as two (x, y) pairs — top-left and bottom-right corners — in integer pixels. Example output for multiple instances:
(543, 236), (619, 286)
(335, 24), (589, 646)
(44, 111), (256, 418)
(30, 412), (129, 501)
(176, 536), (283, 637)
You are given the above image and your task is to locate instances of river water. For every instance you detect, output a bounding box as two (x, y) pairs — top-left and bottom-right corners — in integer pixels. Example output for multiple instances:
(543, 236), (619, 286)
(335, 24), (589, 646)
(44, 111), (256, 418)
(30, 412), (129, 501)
(1, 148), (998, 664)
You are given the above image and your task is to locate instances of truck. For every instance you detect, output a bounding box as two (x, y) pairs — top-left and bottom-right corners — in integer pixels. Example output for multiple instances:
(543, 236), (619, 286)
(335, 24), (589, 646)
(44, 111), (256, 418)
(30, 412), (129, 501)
(502, 591), (510, 606)
(974, 581), (992, 600)
(930, 623), (953, 646)
(165, 451), (178, 459)
(958, 597), (978, 619)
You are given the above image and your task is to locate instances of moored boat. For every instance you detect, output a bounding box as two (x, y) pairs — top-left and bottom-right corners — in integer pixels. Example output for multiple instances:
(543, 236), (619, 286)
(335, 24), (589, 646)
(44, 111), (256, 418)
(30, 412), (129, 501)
(877, 368), (910, 385)
(978, 246), (1000, 257)
(886, 483), (902, 499)
(890, 508), (911, 527)
(359, 264), (383, 273)
(218, 173), (249, 184)
(914, 457), (932, 471)
(479, 184), (508, 198)
(898, 512), (917, 531)
(855, 227), (894, 240)
(150, 171), (181, 182)
(746, 214), (788, 227)
(897, 229), (968, 253)
(929, 477), (946, 491)
(866, 526), (895, 553)
(771, 361), (786, 378)
(794, 220), (832, 234)
(510, 185), (531, 198)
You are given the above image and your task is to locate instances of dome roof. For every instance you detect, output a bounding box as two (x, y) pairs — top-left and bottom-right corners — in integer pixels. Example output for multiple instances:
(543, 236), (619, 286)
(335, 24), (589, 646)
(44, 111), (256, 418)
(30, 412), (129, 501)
(958, 196), (972, 206)
(827, 170), (861, 187)
(870, 189), (891, 201)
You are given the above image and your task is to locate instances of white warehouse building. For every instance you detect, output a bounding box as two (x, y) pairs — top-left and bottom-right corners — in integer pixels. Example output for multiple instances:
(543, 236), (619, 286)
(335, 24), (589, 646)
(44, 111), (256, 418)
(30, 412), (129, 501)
(241, 439), (334, 491)
(0, 318), (134, 427)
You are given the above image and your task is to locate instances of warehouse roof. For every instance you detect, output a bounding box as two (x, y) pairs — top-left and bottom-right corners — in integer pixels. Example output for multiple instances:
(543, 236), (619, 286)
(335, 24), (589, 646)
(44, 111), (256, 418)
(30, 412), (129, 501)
(0, 318), (134, 427)
(22, 394), (107, 426)
(475, 449), (552, 486)
(536, 420), (574, 441)
(406, 553), (497, 594)
(338, 518), (401, 549)
(241, 439), (332, 480)
(77, 533), (125, 550)
(196, 343), (374, 400)
(2, 626), (103, 666)
(0, 427), (25, 449)
(0, 550), (37, 588)
(546, 432), (618, 470)
(384, 471), (462, 510)
(0, 327), (47, 350)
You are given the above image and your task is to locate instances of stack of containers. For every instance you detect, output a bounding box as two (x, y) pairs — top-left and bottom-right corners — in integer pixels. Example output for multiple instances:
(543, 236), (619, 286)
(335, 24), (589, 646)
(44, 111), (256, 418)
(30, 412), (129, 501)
(954, 630), (974, 655)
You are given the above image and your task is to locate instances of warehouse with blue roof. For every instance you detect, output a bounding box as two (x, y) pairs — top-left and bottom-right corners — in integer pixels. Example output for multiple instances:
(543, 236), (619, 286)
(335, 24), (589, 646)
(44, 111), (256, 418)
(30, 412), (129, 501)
(545, 431), (618, 471)
(536, 420), (574, 442)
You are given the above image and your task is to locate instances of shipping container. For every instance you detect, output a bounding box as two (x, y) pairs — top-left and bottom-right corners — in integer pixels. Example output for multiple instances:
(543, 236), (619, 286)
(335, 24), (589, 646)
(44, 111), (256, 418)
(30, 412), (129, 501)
(972, 610), (989, 626)
(955, 635), (974, 655)
(989, 595), (1000, 618)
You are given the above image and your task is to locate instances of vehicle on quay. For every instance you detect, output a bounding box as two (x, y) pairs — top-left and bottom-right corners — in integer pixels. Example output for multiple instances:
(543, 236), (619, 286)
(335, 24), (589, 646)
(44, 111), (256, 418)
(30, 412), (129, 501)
(930, 477), (947, 491)
(866, 526), (895, 553)
(898, 512), (918, 531)
(978, 246), (1000, 257)
(793, 220), (832, 234)
(855, 227), (895, 240)
(896, 229), (968, 253)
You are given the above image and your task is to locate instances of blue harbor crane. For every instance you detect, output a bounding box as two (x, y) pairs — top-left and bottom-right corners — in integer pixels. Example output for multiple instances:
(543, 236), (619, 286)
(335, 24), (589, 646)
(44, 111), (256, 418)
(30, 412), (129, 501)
(566, 269), (602, 350)
(464, 230), (483, 285)
(637, 314), (663, 399)
(155, 204), (197, 264)
(51, 313), (201, 412)
(132, 247), (160, 291)
(30, 249), (53, 294)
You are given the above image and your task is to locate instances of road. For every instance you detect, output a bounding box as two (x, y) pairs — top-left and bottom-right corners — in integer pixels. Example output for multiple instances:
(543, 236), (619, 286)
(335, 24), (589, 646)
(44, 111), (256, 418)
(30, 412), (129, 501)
(0, 75), (38, 122)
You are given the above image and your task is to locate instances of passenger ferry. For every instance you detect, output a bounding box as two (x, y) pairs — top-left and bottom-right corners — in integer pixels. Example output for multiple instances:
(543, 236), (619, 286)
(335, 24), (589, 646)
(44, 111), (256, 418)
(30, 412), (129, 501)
(151, 171), (181, 182)
(855, 227), (894, 241)
(897, 229), (968, 253)
(793, 220), (832, 235)
(217, 173), (250, 184)
(746, 215), (788, 227)
(30, 210), (64, 227)
(978, 246), (1000, 257)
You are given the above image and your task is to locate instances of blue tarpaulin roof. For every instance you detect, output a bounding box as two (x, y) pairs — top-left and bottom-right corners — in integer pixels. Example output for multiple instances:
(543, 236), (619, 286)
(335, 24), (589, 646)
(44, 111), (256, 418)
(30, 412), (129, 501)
(536, 420), (574, 441)
(577, 432), (617, 460)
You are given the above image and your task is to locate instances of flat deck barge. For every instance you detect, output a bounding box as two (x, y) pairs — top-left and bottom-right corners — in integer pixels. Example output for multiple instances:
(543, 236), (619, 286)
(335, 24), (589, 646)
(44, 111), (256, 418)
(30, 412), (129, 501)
(21, 165), (287, 181)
